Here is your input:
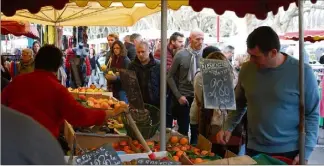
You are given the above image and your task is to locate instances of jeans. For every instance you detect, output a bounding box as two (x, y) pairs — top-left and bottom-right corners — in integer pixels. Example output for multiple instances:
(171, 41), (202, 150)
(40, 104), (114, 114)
(190, 124), (198, 145)
(174, 96), (194, 137)
(166, 88), (174, 128)
(118, 90), (128, 104)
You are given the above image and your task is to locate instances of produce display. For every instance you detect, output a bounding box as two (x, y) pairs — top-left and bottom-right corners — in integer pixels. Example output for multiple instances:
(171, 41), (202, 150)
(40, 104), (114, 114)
(77, 95), (126, 110)
(166, 136), (219, 164)
(68, 85), (105, 93)
(74, 95), (128, 135)
(74, 118), (124, 134)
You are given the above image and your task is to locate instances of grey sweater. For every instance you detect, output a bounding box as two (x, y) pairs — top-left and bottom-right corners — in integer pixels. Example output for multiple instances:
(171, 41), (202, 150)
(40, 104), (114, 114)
(1, 105), (66, 165)
(167, 49), (198, 99)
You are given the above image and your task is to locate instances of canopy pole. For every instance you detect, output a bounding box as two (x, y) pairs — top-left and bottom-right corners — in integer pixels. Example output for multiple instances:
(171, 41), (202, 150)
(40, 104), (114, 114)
(159, 0), (167, 151)
(298, 0), (306, 164)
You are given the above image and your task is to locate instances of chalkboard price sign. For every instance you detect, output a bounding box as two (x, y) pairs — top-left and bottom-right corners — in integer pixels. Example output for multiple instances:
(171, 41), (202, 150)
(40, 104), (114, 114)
(75, 144), (122, 165)
(136, 158), (181, 165)
(200, 59), (236, 110)
(119, 69), (145, 110)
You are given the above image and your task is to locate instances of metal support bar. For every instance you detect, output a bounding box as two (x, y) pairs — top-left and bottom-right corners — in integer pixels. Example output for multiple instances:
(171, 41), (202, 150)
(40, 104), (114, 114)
(159, 0), (167, 151)
(298, 0), (306, 165)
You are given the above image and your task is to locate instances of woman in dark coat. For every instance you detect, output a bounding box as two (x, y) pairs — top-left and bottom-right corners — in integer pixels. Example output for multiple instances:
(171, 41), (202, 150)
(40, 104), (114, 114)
(105, 40), (131, 102)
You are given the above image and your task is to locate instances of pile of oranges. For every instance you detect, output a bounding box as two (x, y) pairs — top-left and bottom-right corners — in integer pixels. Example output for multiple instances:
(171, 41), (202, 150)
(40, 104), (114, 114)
(167, 136), (214, 164)
(78, 95), (127, 111)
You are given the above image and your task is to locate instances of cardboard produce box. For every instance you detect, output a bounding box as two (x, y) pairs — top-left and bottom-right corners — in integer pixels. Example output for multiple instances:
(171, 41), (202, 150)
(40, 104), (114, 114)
(179, 134), (256, 165)
(64, 120), (129, 152)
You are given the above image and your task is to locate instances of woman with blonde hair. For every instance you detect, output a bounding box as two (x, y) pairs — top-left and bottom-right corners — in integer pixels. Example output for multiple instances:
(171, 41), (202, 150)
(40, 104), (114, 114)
(18, 48), (35, 75)
(190, 46), (244, 157)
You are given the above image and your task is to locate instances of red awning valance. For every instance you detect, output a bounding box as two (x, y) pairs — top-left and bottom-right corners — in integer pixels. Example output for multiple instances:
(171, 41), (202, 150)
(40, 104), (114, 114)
(284, 30), (324, 43)
(1, 0), (318, 20)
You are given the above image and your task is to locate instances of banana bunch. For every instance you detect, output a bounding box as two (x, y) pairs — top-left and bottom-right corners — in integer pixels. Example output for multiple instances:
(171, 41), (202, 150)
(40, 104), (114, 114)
(107, 119), (124, 129)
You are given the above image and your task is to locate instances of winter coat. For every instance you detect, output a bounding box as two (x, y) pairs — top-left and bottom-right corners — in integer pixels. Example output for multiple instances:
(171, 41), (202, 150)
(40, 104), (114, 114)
(128, 54), (161, 107)
(107, 54), (131, 99)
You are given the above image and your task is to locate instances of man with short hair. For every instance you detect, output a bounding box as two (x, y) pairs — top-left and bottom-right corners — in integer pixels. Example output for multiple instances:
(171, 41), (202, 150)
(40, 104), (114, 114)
(167, 29), (204, 144)
(128, 41), (160, 107)
(216, 26), (319, 164)
(223, 45), (235, 62)
(124, 35), (131, 44)
(126, 33), (143, 61)
(154, 32), (185, 128)
(154, 32), (184, 71)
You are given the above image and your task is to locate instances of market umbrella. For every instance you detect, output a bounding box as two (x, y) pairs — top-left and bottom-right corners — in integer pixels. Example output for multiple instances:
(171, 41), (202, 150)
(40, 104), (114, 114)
(2, 1), (319, 164)
(1, 20), (39, 39)
(0, 2), (162, 26)
(284, 30), (324, 43)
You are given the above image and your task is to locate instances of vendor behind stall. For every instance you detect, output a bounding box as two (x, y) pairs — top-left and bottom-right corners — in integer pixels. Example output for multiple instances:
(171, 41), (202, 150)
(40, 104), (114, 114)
(1, 45), (126, 138)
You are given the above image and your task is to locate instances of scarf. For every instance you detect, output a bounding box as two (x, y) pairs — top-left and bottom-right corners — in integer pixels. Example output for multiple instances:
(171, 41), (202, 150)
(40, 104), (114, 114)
(110, 55), (124, 69)
(187, 45), (203, 83)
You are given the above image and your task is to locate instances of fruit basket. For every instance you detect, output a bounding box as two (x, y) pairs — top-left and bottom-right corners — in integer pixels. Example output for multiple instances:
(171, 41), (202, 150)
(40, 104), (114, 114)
(121, 104), (160, 140)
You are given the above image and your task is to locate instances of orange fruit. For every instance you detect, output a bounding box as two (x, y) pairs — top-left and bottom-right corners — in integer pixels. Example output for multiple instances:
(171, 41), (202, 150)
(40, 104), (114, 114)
(132, 140), (139, 146)
(201, 150), (209, 156)
(123, 146), (131, 151)
(172, 147), (180, 152)
(176, 150), (185, 158)
(172, 156), (179, 162)
(209, 152), (215, 157)
(90, 84), (96, 89)
(146, 141), (155, 146)
(170, 136), (179, 144)
(112, 142), (119, 149)
(114, 103), (121, 111)
(119, 101), (127, 107)
(179, 137), (189, 145)
(100, 102), (109, 109)
(107, 100), (114, 105)
(119, 140), (128, 146)
(79, 95), (86, 100)
(94, 104), (101, 108)
(180, 146), (188, 151)
(87, 97), (95, 102)
(193, 158), (203, 164)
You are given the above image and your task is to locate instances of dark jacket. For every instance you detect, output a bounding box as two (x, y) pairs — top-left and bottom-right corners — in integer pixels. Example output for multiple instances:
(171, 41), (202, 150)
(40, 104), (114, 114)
(125, 42), (136, 61)
(128, 54), (160, 107)
(107, 55), (131, 99)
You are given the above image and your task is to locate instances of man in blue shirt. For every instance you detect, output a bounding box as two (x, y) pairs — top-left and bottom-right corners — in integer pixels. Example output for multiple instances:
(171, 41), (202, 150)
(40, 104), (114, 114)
(216, 26), (319, 164)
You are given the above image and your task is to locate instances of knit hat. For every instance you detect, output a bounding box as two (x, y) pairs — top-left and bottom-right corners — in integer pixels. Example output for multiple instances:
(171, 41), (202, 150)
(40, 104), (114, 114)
(202, 46), (221, 58)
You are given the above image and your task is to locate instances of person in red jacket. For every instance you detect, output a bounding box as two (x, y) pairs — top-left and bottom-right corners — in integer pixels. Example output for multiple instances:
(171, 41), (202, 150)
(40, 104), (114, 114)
(154, 32), (184, 71)
(1, 45), (126, 138)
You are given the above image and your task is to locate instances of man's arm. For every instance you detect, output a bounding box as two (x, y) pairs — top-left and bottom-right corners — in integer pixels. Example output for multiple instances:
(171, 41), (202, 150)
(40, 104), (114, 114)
(167, 52), (182, 99)
(224, 66), (247, 132)
(304, 66), (320, 160)
(56, 85), (107, 127)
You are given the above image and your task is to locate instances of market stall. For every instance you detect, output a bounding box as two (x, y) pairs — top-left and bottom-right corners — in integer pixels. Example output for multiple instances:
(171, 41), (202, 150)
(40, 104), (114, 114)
(2, 0), (319, 165)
